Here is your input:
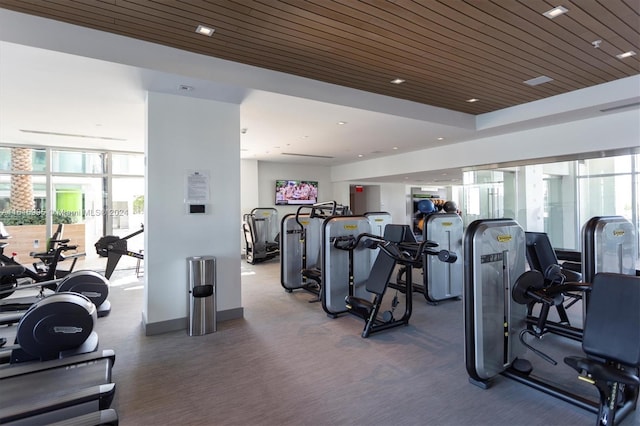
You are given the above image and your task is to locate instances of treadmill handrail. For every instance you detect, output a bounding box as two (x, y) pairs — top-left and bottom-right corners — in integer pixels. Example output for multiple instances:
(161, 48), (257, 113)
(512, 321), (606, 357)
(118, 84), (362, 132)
(0, 349), (116, 380)
(0, 382), (116, 423)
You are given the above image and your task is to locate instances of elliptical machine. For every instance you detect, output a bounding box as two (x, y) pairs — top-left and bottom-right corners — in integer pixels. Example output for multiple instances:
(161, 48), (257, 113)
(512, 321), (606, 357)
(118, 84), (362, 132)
(0, 290), (118, 425)
(0, 266), (111, 323)
(1, 291), (99, 364)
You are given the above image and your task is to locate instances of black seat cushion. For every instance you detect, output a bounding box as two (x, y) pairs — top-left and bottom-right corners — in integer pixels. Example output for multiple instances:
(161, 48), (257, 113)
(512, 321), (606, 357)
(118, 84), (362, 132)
(565, 356), (640, 386)
(301, 267), (321, 284)
(364, 250), (397, 295)
(582, 273), (640, 366)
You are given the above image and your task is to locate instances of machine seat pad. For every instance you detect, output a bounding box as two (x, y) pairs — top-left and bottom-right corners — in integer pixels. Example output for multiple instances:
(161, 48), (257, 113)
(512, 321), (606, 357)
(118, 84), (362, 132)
(266, 242), (279, 252)
(565, 356), (640, 386)
(301, 268), (321, 283)
(345, 295), (373, 312)
(582, 273), (640, 366)
(543, 282), (591, 296)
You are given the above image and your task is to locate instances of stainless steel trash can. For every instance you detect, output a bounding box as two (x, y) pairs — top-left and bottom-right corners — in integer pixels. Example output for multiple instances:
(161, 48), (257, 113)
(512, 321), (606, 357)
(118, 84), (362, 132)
(187, 256), (216, 336)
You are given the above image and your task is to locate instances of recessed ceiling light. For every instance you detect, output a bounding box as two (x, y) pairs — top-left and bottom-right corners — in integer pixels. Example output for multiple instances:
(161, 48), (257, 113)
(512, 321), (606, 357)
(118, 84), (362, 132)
(466, 98), (479, 103)
(543, 6), (568, 19)
(337, 121), (347, 125)
(616, 51), (637, 59)
(437, 137), (444, 141)
(358, 154), (364, 158)
(390, 78), (405, 84)
(392, 146), (398, 150)
(196, 25), (215, 36)
(524, 75), (554, 86)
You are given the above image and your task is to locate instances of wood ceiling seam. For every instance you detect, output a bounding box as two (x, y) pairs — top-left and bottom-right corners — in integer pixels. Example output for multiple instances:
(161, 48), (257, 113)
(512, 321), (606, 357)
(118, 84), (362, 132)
(0, 4), (550, 111)
(264, 0), (562, 101)
(523, 0), (638, 76)
(13, 2), (568, 102)
(577, 0), (640, 44)
(0, 7), (546, 110)
(438, 0), (606, 86)
(490, 0), (627, 80)
(305, 0), (579, 89)
(189, 2), (535, 103)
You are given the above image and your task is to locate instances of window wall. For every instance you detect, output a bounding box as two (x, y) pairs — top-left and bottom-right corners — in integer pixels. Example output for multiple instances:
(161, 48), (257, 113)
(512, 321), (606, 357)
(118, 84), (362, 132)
(458, 152), (639, 258)
(0, 145), (144, 267)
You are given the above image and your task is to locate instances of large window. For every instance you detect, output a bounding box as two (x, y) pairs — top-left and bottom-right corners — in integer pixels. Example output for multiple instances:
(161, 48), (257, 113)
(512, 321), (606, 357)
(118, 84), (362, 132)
(0, 146), (144, 267)
(458, 152), (639, 258)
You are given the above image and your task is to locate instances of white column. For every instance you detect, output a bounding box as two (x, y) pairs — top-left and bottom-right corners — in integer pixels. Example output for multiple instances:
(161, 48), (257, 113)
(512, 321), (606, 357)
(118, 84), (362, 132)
(144, 91), (242, 334)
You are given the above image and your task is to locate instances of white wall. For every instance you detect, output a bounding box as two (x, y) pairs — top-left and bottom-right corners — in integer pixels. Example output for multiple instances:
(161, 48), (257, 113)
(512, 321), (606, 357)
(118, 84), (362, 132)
(331, 110), (640, 182)
(255, 161), (333, 218)
(331, 181), (407, 224)
(144, 92), (241, 333)
(240, 159), (259, 216)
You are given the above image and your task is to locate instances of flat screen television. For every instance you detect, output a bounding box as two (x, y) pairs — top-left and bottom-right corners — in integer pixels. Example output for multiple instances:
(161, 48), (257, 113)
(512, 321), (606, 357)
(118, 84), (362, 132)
(275, 180), (318, 205)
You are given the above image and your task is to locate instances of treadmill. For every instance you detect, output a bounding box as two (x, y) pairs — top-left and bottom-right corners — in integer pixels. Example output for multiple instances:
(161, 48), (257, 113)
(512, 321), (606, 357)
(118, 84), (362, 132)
(0, 292), (118, 424)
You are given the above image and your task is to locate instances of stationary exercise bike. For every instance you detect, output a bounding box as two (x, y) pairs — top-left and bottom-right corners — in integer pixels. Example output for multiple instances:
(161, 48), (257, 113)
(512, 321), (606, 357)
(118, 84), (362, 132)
(0, 291), (99, 364)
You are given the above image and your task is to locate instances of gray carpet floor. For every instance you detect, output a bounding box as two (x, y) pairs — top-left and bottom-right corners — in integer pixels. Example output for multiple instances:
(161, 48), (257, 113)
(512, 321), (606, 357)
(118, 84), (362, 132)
(95, 261), (640, 426)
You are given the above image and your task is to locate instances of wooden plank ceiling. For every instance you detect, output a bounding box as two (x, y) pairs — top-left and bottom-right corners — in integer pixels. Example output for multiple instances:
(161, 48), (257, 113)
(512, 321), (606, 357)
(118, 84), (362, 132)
(1, 0), (638, 114)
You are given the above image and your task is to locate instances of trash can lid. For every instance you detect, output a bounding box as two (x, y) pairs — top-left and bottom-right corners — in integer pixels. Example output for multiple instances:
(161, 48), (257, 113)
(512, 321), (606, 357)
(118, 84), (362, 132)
(187, 255), (216, 261)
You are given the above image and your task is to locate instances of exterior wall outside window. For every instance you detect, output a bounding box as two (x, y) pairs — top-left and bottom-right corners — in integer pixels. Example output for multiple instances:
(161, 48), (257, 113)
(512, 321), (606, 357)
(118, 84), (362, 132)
(457, 153), (639, 260)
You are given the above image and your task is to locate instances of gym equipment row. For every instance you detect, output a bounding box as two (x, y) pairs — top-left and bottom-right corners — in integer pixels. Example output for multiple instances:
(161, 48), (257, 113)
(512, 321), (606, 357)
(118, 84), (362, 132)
(242, 207), (280, 264)
(464, 217), (639, 426)
(0, 268), (111, 325)
(331, 223), (456, 337)
(281, 204), (457, 338)
(0, 286), (118, 424)
(523, 215), (637, 343)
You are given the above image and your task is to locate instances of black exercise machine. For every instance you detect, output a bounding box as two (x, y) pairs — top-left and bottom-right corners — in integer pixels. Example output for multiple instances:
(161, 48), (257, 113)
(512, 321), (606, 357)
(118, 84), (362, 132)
(343, 224), (457, 338)
(510, 271), (640, 426)
(465, 218), (639, 426)
(95, 224), (144, 279)
(0, 223), (85, 300)
(28, 223), (86, 278)
(242, 208), (280, 264)
(1, 291), (98, 363)
(0, 268), (112, 323)
(280, 201), (350, 301)
(0, 291), (118, 424)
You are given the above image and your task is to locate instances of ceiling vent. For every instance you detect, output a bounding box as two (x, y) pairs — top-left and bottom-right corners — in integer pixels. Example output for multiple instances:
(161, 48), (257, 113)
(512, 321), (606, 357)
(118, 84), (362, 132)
(524, 76), (554, 86)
